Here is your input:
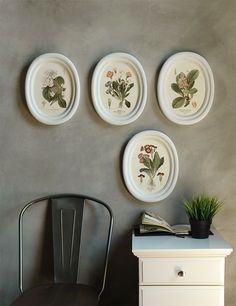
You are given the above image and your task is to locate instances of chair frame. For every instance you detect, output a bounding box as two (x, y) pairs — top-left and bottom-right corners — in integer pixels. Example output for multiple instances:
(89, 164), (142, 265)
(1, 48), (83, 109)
(18, 193), (114, 299)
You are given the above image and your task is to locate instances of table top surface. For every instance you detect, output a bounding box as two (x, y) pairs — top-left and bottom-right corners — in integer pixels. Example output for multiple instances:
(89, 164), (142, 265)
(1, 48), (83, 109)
(132, 229), (233, 258)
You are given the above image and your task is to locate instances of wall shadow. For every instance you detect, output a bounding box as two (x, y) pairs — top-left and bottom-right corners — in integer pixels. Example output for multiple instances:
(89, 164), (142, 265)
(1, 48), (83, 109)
(100, 229), (139, 306)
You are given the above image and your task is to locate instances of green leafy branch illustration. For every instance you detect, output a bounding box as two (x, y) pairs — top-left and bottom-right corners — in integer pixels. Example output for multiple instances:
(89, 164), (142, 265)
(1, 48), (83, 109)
(171, 69), (199, 109)
(42, 75), (67, 108)
(138, 145), (164, 187)
(105, 70), (134, 108)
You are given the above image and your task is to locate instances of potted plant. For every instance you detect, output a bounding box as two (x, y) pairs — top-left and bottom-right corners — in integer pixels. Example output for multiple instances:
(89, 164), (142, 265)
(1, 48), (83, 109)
(183, 194), (223, 239)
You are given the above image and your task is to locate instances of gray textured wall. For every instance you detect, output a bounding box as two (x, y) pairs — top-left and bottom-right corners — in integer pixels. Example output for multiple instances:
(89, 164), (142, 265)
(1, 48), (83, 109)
(0, 0), (236, 305)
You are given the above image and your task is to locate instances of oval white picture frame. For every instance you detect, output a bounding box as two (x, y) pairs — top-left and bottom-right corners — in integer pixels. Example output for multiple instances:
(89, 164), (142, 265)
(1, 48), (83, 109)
(123, 130), (179, 202)
(158, 52), (214, 125)
(92, 52), (147, 125)
(25, 53), (80, 125)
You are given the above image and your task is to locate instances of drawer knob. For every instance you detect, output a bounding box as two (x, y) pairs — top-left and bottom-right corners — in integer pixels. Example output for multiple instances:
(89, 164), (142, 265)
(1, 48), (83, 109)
(178, 270), (185, 277)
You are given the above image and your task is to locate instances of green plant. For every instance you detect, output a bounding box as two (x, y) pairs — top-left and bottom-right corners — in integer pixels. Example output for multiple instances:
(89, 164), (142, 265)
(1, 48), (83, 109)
(138, 144), (164, 187)
(171, 69), (199, 109)
(42, 75), (67, 108)
(183, 194), (223, 221)
(105, 69), (134, 109)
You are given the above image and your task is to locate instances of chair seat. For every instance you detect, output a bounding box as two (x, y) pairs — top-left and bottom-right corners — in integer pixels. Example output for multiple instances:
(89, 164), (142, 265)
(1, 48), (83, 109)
(11, 283), (99, 306)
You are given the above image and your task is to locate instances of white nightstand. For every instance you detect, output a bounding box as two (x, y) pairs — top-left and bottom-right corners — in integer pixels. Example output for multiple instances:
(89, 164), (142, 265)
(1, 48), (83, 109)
(132, 231), (233, 306)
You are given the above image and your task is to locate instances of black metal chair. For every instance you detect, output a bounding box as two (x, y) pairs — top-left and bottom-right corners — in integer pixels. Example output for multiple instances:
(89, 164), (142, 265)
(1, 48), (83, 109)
(11, 194), (113, 306)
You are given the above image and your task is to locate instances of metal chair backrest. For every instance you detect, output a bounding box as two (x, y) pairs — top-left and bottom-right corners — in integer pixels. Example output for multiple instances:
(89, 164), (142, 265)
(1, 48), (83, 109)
(19, 194), (113, 298)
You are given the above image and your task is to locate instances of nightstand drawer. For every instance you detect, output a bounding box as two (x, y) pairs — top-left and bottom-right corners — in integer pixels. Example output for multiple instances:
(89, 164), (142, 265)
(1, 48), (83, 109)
(140, 286), (224, 306)
(139, 257), (224, 285)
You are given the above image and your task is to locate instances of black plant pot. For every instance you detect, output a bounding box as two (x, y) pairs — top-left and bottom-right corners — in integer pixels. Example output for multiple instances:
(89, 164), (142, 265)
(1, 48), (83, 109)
(189, 219), (212, 239)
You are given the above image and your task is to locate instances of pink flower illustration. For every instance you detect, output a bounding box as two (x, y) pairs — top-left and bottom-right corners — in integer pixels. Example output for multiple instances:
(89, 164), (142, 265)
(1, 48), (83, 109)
(171, 69), (199, 109)
(138, 153), (150, 163)
(105, 68), (134, 109)
(106, 71), (113, 79)
(144, 145), (152, 154)
(178, 78), (188, 89)
(137, 144), (165, 187)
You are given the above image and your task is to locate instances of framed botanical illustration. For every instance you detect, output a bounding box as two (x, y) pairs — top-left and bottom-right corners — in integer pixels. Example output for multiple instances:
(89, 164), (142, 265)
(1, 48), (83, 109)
(123, 130), (179, 202)
(91, 52), (147, 125)
(25, 53), (80, 125)
(158, 52), (214, 125)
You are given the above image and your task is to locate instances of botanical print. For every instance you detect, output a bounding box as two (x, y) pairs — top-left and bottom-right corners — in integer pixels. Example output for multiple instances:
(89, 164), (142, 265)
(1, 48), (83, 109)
(105, 68), (134, 109)
(137, 144), (165, 190)
(171, 69), (199, 109)
(42, 70), (67, 109)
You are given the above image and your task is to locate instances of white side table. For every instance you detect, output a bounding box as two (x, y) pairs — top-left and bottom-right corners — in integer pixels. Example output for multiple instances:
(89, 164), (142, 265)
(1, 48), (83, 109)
(132, 231), (232, 306)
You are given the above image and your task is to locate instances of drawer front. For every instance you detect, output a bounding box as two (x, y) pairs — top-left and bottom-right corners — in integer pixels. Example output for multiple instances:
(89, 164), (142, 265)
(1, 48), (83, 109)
(139, 257), (224, 285)
(140, 286), (224, 306)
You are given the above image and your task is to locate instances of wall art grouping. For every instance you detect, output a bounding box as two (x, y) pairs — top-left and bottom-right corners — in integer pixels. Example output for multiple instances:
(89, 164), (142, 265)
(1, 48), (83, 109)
(24, 51), (214, 201)
(25, 51), (214, 126)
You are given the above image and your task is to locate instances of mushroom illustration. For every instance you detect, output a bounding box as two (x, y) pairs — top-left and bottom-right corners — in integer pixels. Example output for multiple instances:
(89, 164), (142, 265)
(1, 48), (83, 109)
(138, 174), (145, 183)
(157, 172), (164, 182)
